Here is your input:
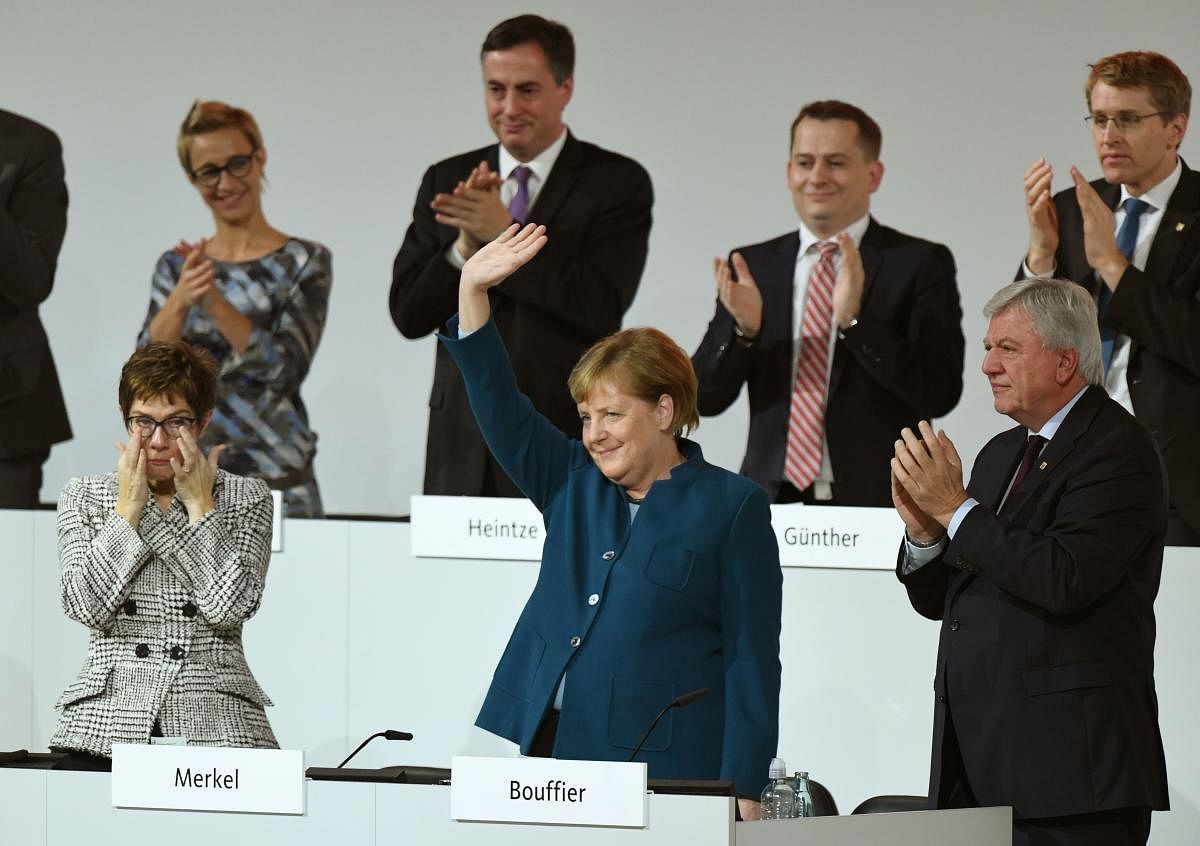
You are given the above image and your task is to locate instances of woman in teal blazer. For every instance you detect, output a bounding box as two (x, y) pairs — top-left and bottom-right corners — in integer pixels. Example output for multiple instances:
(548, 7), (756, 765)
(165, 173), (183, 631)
(441, 225), (782, 811)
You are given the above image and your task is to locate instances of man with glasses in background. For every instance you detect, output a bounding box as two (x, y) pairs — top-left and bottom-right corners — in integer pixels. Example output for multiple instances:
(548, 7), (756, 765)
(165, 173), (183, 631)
(1020, 51), (1199, 545)
(389, 14), (653, 497)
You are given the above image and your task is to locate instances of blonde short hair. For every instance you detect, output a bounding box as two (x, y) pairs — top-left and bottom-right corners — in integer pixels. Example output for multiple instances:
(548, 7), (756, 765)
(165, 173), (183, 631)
(568, 328), (700, 437)
(176, 99), (263, 176)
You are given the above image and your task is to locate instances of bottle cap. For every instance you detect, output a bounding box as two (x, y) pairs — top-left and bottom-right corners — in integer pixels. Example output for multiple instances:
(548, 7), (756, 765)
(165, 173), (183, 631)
(768, 757), (787, 778)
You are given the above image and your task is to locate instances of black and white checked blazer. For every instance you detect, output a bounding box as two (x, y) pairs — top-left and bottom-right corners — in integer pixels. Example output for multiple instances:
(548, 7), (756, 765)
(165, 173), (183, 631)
(50, 470), (278, 756)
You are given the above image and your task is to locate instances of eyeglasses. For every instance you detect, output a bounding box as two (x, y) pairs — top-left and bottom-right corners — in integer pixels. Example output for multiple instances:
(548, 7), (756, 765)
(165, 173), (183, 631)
(191, 150), (257, 187)
(1084, 112), (1168, 133)
(125, 415), (197, 439)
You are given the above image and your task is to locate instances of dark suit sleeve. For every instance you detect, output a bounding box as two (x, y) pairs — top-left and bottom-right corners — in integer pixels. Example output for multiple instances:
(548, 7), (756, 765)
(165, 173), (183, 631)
(1104, 258), (1200, 378)
(493, 159), (652, 340)
(0, 127), (68, 310)
(945, 431), (1162, 616)
(719, 486), (782, 797)
(838, 243), (964, 417)
(692, 294), (756, 416)
(389, 164), (462, 339)
(896, 542), (952, 621)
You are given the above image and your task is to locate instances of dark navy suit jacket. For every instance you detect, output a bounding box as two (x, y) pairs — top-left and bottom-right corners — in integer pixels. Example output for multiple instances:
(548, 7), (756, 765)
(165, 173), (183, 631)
(692, 220), (963, 505)
(899, 386), (1169, 819)
(1020, 163), (1200, 536)
(442, 317), (781, 798)
(391, 134), (652, 496)
(0, 109), (71, 461)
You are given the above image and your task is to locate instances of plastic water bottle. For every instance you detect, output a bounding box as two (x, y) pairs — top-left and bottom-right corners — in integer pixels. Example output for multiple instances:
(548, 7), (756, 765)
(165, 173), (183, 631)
(792, 771), (815, 817)
(759, 757), (798, 820)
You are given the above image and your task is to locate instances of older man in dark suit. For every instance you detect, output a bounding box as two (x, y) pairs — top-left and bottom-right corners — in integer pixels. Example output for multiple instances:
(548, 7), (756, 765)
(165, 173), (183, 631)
(390, 14), (653, 497)
(1020, 51), (1199, 545)
(692, 100), (963, 507)
(893, 278), (1168, 845)
(0, 108), (72, 507)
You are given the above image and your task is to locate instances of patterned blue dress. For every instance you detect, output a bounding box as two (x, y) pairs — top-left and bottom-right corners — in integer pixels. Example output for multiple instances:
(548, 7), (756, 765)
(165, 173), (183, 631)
(138, 238), (331, 517)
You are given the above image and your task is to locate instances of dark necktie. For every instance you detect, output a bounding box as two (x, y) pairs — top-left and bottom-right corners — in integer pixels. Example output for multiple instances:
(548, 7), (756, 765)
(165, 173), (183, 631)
(999, 434), (1046, 517)
(507, 165), (532, 224)
(1099, 197), (1150, 373)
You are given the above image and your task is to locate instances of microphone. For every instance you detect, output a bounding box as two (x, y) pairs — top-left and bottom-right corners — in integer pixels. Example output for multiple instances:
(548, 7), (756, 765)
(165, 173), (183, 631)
(626, 688), (710, 763)
(337, 729), (414, 768)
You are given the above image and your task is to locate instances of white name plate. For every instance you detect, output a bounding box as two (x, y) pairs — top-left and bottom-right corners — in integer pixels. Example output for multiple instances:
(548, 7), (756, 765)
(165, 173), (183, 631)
(770, 504), (904, 570)
(413, 495), (904, 570)
(411, 495), (545, 561)
(111, 744), (304, 814)
(450, 755), (647, 827)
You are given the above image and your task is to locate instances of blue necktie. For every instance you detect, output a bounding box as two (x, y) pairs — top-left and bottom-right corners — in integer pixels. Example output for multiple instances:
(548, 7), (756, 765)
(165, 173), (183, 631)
(1099, 197), (1150, 373)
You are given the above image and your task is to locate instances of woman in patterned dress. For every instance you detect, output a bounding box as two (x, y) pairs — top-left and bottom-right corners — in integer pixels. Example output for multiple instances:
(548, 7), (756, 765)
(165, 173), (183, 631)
(50, 342), (277, 766)
(138, 100), (330, 517)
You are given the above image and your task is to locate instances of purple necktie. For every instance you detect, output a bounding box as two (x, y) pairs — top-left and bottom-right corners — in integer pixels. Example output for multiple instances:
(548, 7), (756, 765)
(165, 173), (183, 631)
(507, 165), (532, 224)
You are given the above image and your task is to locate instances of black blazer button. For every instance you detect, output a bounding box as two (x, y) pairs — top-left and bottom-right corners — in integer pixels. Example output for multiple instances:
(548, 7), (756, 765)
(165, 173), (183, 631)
(181, 602), (198, 618)
(123, 599), (137, 615)
(170, 646), (185, 660)
(135, 644), (150, 658)
(949, 619), (960, 632)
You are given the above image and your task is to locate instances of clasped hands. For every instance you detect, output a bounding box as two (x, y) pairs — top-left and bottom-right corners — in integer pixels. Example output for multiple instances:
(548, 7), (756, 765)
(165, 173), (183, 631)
(714, 231), (864, 340)
(1023, 159), (1128, 288)
(168, 239), (226, 313)
(431, 160), (515, 260)
(890, 421), (968, 545)
(115, 429), (226, 526)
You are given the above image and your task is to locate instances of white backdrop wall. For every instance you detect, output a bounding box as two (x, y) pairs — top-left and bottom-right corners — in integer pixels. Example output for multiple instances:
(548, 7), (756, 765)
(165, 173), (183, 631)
(4, 0), (1198, 514)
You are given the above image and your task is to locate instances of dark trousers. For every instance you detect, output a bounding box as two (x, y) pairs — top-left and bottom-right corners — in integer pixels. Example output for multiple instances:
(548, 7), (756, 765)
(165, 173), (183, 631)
(527, 710), (560, 758)
(1013, 807), (1151, 846)
(0, 448), (49, 508)
(940, 707), (1151, 845)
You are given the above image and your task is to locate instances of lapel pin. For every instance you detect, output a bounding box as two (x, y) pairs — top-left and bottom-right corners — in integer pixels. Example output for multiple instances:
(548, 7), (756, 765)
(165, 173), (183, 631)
(1039, 461), (1048, 470)
(1177, 222), (1186, 232)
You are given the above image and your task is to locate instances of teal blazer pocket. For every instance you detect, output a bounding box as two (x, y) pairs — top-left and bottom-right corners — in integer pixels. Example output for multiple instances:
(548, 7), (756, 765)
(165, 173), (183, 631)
(492, 624), (546, 701)
(645, 545), (697, 591)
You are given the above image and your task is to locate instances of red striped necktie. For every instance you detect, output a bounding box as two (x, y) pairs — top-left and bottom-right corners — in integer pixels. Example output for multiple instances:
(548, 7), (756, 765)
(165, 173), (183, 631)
(784, 241), (838, 492)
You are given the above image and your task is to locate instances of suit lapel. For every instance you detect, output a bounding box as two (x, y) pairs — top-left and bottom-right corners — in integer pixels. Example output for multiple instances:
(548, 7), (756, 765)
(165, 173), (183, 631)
(857, 218), (885, 304)
(971, 427), (1027, 513)
(997, 387), (1106, 518)
(1143, 162), (1200, 288)
(527, 133), (582, 225)
(829, 220), (883, 396)
(765, 232), (801, 339)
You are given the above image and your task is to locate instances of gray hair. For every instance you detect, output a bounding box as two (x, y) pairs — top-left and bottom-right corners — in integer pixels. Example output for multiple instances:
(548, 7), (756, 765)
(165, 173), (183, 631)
(983, 278), (1103, 386)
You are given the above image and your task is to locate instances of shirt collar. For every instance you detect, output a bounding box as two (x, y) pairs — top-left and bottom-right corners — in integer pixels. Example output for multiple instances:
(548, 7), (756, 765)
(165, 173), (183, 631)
(1031, 385), (1089, 441)
(498, 126), (569, 185)
(797, 212), (870, 256)
(1120, 157), (1182, 211)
